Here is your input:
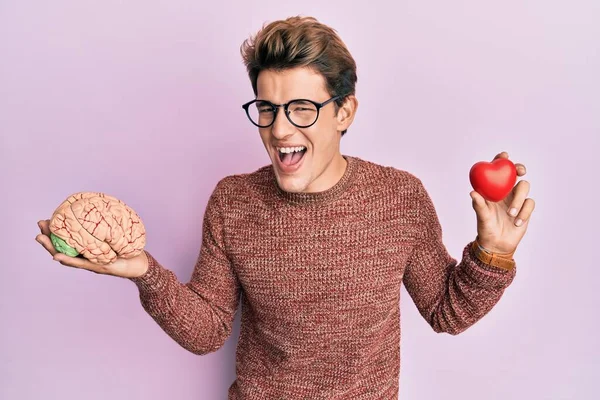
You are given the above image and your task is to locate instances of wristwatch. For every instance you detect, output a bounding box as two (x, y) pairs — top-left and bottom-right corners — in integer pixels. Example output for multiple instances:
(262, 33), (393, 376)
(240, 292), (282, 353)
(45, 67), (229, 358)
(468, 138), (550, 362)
(471, 239), (516, 271)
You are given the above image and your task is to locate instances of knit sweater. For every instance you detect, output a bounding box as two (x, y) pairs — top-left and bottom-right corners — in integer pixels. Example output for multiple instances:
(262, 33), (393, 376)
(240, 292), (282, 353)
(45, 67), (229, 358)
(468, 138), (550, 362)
(129, 155), (516, 399)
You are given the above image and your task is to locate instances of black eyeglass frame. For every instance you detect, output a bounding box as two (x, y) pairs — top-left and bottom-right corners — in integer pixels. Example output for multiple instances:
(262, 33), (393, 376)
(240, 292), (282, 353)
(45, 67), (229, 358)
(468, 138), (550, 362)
(241, 95), (344, 128)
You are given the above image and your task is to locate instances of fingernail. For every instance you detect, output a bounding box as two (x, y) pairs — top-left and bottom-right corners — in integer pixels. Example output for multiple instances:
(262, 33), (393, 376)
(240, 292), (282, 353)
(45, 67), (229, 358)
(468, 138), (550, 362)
(515, 218), (523, 226)
(509, 208), (518, 216)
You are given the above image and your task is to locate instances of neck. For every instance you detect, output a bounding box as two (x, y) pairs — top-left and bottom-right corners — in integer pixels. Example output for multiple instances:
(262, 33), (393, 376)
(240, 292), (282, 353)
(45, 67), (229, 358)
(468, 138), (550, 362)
(274, 155), (357, 206)
(305, 152), (347, 193)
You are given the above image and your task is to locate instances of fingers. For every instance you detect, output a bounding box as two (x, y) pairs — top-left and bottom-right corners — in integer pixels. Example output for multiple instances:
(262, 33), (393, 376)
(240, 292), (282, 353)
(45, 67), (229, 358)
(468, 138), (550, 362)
(492, 151), (526, 176)
(53, 253), (105, 274)
(513, 198), (535, 227)
(515, 163), (526, 176)
(492, 151), (508, 161)
(38, 219), (51, 236)
(36, 231), (58, 256)
(36, 219), (108, 274)
(470, 190), (490, 220)
(506, 180), (535, 226)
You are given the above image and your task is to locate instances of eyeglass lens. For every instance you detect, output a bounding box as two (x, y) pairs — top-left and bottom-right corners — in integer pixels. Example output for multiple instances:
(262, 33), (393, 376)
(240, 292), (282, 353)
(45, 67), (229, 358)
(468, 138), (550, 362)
(248, 100), (319, 127)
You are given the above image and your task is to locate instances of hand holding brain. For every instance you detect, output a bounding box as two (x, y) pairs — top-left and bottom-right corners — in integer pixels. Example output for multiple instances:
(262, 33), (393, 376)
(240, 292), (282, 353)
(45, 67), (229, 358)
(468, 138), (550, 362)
(49, 192), (146, 265)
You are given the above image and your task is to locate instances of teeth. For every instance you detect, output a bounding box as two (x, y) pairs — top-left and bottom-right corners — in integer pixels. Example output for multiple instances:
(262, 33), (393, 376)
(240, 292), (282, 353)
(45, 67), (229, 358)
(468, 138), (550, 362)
(277, 146), (306, 154)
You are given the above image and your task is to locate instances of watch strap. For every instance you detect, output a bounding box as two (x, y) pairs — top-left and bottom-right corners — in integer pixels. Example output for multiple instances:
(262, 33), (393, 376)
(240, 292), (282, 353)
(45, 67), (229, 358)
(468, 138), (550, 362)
(471, 240), (516, 271)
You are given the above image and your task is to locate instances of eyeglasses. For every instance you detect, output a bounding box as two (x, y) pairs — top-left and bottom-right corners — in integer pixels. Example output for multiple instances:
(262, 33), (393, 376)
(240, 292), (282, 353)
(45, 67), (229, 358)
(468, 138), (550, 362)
(241, 95), (343, 129)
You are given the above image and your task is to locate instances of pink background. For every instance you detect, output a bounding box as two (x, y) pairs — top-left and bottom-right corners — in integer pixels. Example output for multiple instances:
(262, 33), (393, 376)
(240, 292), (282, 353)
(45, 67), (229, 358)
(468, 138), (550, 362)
(1, 1), (598, 399)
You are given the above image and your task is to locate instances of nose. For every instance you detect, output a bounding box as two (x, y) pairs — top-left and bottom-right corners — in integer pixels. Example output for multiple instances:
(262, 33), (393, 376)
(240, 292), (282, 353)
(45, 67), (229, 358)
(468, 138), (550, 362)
(271, 105), (295, 139)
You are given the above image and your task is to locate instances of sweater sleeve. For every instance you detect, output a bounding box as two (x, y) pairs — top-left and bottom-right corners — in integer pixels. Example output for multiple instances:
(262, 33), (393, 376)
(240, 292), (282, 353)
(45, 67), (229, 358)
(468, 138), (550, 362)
(128, 180), (241, 354)
(402, 177), (516, 335)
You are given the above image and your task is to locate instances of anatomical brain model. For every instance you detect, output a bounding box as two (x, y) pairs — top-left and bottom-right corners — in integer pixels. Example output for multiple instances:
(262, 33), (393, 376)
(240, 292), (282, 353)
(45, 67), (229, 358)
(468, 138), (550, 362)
(49, 192), (146, 265)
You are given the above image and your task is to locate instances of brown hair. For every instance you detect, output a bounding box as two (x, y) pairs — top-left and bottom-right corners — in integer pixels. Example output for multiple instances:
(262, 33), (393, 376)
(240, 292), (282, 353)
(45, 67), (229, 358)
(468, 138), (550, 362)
(240, 16), (357, 136)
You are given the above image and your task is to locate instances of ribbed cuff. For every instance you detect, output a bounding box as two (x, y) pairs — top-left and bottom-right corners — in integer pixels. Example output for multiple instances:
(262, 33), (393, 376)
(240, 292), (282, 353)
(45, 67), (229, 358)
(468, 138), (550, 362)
(463, 242), (516, 288)
(128, 250), (168, 293)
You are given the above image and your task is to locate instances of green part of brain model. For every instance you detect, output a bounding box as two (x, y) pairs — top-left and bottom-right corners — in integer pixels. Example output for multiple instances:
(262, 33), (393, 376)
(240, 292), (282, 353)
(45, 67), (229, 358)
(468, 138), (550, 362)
(50, 233), (80, 257)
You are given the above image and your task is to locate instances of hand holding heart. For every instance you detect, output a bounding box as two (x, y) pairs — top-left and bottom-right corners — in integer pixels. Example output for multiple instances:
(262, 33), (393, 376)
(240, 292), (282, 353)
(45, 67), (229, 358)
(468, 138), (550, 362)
(469, 151), (535, 254)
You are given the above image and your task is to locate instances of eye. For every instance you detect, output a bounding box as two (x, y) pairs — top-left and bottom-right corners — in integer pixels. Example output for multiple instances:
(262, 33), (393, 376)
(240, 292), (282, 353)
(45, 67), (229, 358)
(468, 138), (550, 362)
(255, 101), (274, 113)
(290, 101), (317, 113)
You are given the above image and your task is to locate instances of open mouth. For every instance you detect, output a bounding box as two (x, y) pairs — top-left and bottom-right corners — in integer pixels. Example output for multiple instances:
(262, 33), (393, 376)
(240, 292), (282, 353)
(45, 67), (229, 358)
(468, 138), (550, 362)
(277, 146), (307, 167)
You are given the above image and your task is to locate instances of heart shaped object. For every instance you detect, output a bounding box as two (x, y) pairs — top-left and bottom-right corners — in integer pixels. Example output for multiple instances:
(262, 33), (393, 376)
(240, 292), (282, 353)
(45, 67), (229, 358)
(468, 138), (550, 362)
(469, 158), (517, 202)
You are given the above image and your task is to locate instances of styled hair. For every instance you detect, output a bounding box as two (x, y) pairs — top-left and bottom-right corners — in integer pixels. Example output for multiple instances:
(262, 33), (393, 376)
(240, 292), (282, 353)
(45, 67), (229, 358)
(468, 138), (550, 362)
(240, 16), (357, 136)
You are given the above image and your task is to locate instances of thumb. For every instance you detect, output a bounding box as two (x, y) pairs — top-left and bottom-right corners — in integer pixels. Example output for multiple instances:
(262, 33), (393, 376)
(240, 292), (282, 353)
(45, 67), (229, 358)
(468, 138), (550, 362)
(470, 190), (488, 215)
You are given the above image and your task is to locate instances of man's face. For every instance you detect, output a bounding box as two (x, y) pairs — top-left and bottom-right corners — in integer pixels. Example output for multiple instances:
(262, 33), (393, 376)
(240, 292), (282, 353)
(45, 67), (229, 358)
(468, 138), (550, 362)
(255, 67), (347, 194)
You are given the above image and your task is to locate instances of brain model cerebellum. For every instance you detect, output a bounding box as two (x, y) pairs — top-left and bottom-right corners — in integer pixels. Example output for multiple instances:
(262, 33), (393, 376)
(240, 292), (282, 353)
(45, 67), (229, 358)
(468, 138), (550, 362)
(49, 192), (146, 265)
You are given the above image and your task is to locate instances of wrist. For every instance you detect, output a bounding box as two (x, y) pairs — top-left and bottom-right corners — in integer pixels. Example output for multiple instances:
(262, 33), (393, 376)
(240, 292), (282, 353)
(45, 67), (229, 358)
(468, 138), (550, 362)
(130, 251), (150, 278)
(472, 237), (516, 270)
(475, 236), (515, 257)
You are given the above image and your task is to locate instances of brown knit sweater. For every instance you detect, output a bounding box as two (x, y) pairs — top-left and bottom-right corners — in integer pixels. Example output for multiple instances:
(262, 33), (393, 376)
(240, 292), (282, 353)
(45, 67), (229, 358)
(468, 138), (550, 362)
(129, 155), (516, 399)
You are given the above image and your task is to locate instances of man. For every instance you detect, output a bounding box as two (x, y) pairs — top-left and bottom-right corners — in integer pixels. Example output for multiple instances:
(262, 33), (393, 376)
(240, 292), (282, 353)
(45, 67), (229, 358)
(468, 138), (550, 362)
(36, 15), (535, 399)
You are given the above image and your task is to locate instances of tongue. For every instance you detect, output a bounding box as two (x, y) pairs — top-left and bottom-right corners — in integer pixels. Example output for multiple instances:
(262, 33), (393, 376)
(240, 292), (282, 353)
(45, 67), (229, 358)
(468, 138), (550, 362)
(282, 151), (304, 166)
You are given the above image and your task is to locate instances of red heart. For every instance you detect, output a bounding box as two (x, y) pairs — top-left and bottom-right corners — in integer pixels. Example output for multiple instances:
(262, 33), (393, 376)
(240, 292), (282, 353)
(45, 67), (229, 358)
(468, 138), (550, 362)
(469, 158), (517, 202)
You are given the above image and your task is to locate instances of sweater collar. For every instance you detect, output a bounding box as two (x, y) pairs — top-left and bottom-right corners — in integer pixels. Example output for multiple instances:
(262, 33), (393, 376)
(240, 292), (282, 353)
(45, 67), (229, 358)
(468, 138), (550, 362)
(272, 155), (357, 206)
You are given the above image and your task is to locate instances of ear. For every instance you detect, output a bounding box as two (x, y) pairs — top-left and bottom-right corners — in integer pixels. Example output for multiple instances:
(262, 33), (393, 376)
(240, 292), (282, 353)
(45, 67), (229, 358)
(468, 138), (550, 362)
(335, 95), (358, 133)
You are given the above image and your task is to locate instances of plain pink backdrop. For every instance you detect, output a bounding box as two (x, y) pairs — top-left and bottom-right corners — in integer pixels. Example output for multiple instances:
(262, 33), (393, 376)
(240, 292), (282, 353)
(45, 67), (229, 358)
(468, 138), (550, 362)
(1, 1), (598, 399)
